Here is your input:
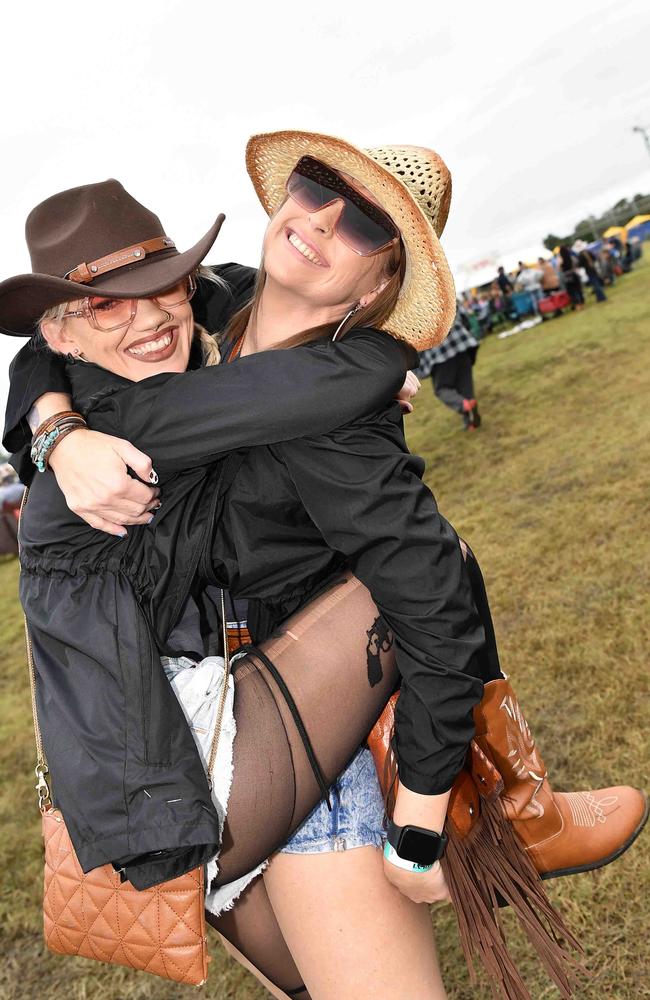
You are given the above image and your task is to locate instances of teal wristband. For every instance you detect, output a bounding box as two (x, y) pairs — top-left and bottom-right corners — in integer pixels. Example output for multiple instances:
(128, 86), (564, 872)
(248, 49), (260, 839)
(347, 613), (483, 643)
(383, 841), (433, 873)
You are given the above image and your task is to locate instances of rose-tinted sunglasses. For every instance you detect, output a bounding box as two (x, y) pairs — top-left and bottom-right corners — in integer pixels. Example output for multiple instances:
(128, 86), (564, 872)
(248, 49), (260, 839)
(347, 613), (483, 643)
(62, 274), (196, 332)
(285, 155), (400, 257)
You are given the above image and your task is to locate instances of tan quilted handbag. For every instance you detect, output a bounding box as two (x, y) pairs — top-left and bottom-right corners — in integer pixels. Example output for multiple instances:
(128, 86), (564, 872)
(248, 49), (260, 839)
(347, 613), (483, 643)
(42, 810), (209, 984)
(22, 513), (231, 986)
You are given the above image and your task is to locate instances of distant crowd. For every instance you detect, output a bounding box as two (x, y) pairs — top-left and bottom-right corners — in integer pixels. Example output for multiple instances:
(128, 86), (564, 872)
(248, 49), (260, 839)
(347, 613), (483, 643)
(460, 233), (642, 336)
(0, 462), (22, 555)
(415, 231), (643, 433)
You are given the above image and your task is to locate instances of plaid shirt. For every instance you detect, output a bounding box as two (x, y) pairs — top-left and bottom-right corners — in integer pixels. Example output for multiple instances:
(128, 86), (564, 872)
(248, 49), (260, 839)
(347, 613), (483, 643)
(414, 314), (478, 378)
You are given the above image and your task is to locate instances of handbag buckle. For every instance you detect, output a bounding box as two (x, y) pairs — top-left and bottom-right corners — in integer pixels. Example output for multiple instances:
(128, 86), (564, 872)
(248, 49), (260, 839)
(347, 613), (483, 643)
(35, 765), (52, 813)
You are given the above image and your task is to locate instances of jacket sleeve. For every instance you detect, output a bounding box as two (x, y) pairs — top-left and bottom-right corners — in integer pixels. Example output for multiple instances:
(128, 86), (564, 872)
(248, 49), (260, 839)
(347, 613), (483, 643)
(3, 339), (69, 455)
(274, 408), (486, 795)
(86, 330), (415, 475)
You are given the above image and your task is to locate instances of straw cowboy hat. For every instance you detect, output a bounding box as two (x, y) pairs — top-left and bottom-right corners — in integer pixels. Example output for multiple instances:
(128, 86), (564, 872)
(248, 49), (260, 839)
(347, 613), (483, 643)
(0, 179), (225, 336)
(246, 130), (457, 349)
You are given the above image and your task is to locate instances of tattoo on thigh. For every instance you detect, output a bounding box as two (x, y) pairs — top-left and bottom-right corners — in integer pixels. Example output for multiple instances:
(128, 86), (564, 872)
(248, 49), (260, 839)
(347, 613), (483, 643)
(365, 616), (393, 687)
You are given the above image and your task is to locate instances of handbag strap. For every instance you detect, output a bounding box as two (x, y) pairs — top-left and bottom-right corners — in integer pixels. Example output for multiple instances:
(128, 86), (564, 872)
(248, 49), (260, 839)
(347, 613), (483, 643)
(205, 589), (231, 789)
(19, 486), (52, 812)
(20, 486), (232, 806)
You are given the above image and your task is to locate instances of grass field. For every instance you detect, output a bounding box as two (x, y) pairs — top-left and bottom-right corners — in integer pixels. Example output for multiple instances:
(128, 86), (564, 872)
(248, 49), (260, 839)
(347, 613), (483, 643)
(1, 258), (648, 999)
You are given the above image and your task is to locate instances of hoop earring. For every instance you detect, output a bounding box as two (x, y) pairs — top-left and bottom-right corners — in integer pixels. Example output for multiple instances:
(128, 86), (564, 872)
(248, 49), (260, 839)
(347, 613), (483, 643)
(332, 302), (363, 342)
(67, 348), (88, 363)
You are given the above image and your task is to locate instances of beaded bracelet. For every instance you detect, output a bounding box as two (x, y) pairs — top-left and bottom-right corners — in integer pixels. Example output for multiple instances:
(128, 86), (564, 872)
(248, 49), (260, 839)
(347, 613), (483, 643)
(31, 413), (87, 473)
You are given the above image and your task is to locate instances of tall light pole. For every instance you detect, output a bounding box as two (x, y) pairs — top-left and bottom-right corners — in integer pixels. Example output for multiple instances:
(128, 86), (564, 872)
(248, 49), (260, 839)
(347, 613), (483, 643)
(632, 125), (650, 161)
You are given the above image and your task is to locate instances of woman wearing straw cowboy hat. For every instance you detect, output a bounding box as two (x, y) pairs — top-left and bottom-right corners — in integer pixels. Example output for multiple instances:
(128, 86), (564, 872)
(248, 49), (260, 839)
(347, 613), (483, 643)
(3, 131), (647, 1000)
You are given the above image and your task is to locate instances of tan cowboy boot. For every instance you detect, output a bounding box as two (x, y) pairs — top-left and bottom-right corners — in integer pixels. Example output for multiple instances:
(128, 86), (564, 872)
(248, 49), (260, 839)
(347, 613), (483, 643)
(473, 677), (648, 879)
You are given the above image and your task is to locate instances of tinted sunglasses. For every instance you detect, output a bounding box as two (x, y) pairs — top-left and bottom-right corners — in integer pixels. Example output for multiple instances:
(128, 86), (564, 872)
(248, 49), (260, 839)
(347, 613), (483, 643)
(285, 155), (400, 257)
(62, 274), (196, 332)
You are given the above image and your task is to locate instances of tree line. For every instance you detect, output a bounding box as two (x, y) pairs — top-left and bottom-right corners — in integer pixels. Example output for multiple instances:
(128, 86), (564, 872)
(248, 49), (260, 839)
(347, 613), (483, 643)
(543, 192), (650, 251)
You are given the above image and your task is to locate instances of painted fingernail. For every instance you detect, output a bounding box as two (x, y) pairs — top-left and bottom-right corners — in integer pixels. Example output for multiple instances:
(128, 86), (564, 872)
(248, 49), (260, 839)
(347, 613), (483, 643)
(149, 470), (159, 484)
(148, 515), (155, 524)
(152, 500), (162, 510)
(119, 530), (127, 538)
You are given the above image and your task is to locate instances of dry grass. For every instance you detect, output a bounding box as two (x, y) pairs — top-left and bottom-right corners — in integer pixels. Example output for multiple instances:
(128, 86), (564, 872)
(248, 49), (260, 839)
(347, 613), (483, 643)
(0, 257), (648, 998)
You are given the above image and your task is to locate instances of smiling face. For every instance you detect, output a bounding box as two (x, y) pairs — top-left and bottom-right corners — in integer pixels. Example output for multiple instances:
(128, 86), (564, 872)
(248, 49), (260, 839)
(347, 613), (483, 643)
(262, 168), (398, 316)
(40, 292), (195, 381)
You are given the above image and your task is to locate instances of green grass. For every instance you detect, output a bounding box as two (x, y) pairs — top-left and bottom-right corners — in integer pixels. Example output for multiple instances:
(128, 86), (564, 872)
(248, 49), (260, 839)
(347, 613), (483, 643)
(1, 260), (649, 999)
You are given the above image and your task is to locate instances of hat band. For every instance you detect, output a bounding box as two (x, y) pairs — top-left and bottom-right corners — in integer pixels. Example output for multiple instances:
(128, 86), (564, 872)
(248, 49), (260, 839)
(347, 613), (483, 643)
(64, 236), (177, 285)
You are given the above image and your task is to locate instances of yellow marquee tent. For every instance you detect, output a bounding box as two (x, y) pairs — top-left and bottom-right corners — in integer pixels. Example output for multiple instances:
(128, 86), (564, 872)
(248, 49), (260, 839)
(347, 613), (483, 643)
(602, 225), (626, 241)
(624, 214), (650, 230)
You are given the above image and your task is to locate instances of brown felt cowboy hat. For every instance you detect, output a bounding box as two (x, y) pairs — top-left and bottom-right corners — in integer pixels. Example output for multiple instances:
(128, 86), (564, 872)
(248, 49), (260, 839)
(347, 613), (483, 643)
(246, 130), (457, 349)
(0, 179), (225, 336)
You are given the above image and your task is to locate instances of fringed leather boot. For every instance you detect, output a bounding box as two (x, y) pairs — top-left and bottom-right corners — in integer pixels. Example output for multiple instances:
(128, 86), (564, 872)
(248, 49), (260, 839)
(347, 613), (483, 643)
(369, 679), (647, 1000)
(473, 677), (648, 880)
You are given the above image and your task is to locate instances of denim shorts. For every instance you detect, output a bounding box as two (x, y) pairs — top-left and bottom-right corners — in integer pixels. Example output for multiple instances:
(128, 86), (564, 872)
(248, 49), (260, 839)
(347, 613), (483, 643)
(280, 744), (387, 854)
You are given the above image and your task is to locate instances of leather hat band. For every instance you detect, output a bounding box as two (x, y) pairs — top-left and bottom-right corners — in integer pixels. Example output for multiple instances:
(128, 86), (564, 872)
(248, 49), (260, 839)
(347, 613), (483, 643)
(65, 236), (177, 285)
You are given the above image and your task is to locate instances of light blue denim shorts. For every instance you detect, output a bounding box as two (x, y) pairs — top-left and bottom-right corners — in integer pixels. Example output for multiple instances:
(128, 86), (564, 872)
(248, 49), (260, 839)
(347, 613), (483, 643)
(280, 744), (387, 854)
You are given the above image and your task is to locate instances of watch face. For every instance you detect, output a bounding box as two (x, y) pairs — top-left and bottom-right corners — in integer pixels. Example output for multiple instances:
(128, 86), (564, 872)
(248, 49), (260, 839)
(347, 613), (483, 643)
(397, 827), (442, 866)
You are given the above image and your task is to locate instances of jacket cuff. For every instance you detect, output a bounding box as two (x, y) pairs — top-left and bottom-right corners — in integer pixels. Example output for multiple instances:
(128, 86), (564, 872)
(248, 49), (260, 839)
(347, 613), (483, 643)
(395, 760), (460, 797)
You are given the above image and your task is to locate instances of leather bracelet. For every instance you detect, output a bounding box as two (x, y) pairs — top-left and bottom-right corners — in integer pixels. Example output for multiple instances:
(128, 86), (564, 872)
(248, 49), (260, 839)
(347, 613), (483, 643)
(31, 418), (87, 473)
(33, 410), (85, 442)
(44, 424), (85, 469)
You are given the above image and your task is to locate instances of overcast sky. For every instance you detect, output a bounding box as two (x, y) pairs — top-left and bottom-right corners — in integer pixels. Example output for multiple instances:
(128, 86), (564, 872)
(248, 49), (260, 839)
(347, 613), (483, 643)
(1, 0), (649, 419)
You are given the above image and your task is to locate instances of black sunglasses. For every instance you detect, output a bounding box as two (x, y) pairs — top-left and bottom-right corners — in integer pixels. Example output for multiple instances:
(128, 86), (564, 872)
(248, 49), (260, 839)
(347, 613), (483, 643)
(285, 155), (400, 257)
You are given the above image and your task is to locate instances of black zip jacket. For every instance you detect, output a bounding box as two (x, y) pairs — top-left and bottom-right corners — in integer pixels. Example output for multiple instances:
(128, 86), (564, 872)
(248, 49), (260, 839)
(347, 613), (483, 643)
(47, 347), (485, 791)
(59, 351), (485, 795)
(9, 263), (485, 882)
(16, 316), (412, 888)
(203, 412), (486, 796)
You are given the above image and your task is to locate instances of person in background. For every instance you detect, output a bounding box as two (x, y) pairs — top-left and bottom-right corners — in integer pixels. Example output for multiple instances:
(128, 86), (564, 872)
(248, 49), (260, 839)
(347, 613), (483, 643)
(475, 292), (492, 335)
(574, 241), (607, 303)
(597, 247), (616, 286)
(515, 262), (544, 315)
(622, 240), (635, 272)
(538, 256), (560, 294)
(558, 246), (584, 309)
(0, 463), (23, 555)
(496, 265), (514, 295)
(416, 309), (481, 431)
(607, 234), (624, 257)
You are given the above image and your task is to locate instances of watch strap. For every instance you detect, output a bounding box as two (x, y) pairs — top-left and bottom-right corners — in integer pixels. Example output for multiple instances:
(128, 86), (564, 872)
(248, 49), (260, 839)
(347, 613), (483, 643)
(383, 842), (433, 873)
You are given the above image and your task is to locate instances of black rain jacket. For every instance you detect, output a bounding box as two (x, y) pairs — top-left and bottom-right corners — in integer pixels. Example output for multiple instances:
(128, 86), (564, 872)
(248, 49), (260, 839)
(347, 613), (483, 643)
(12, 267), (413, 888)
(8, 264), (485, 888)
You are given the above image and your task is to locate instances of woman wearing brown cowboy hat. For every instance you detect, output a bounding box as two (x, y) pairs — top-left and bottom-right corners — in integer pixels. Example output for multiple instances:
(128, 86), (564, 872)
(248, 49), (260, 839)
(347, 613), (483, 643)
(3, 131), (647, 1000)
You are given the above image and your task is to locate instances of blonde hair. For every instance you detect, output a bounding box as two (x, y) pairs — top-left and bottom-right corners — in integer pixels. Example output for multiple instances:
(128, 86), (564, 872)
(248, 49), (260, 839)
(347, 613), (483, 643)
(222, 240), (406, 352)
(36, 265), (221, 366)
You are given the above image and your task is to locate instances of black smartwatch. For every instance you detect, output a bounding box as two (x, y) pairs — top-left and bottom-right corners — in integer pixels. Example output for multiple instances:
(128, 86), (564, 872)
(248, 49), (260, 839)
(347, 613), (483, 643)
(386, 820), (448, 866)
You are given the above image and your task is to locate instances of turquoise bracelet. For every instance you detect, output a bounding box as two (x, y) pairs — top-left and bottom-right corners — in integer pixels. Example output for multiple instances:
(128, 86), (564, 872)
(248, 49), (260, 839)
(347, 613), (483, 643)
(31, 427), (63, 473)
(30, 419), (86, 473)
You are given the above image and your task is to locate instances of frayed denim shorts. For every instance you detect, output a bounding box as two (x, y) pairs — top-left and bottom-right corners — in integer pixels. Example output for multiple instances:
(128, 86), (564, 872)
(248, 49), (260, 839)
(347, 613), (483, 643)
(280, 744), (387, 854)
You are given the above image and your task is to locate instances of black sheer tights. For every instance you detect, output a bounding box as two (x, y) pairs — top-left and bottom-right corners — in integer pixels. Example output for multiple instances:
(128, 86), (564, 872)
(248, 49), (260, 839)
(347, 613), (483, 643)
(206, 543), (503, 998)
(214, 571), (400, 886)
(207, 878), (312, 999)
